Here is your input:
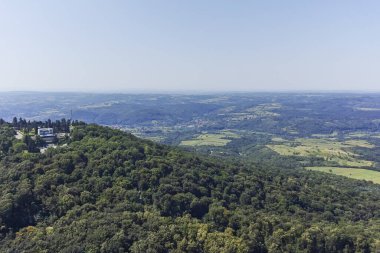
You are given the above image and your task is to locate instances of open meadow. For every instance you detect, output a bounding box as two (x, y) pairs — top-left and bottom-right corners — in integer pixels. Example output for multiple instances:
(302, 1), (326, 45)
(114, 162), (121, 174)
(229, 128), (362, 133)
(180, 131), (240, 146)
(267, 137), (374, 167)
(306, 166), (380, 184)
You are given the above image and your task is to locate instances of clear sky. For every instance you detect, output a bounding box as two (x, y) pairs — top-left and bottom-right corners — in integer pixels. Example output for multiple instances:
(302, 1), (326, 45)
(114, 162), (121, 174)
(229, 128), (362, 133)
(0, 1), (379, 92)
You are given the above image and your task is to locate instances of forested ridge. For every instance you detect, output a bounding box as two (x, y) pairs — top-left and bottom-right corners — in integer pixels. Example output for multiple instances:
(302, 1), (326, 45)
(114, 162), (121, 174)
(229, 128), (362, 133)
(0, 122), (380, 252)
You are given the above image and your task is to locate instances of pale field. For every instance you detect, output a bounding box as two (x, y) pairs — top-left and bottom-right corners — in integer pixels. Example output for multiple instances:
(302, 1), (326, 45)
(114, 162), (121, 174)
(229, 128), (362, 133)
(311, 131), (338, 138)
(306, 166), (380, 184)
(354, 107), (380, 111)
(271, 137), (287, 142)
(346, 131), (380, 139)
(267, 137), (374, 168)
(180, 131), (240, 147)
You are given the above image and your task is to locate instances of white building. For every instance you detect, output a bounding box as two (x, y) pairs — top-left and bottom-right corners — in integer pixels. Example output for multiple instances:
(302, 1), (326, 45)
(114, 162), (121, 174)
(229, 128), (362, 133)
(38, 128), (54, 137)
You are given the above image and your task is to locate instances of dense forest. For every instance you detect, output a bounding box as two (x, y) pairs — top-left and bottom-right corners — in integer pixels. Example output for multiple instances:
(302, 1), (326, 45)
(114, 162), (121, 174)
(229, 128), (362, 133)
(0, 121), (380, 252)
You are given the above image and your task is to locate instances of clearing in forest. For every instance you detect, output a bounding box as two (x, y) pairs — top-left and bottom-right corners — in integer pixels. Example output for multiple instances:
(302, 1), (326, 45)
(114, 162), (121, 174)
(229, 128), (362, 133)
(180, 131), (239, 146)
(306, 166), (380, 184)
(267, 137), (374, 168)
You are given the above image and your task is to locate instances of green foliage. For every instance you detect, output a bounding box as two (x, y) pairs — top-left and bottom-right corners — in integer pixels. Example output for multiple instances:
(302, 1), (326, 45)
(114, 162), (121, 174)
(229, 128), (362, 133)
(0, 124), (380, 252)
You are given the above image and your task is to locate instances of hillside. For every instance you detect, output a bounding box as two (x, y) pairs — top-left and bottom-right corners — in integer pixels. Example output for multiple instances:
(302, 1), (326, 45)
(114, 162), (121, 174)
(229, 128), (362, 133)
(3, 92), (380, 180)
(1, 123), (380, 252)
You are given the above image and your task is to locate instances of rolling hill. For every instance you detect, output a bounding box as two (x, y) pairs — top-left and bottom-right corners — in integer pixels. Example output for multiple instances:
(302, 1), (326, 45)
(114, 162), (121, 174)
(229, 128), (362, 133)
(0, 122), (380, 252)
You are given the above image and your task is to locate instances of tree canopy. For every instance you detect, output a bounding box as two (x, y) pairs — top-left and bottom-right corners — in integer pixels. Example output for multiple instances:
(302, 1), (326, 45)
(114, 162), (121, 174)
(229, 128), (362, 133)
(0, 122), (380, 252)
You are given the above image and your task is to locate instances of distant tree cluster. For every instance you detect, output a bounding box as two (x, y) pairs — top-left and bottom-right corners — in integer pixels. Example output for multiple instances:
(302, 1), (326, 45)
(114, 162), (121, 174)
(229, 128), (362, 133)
(0, 123), (379, 252)
(0, 118), (81, 153)
(11, 117), (82, 134)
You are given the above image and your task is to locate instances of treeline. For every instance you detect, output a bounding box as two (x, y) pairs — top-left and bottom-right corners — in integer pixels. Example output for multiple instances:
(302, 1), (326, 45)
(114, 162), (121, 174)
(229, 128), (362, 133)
(0, 124), (380, 252)
(0, 118), (80, 154)
(10, 117), (82, 134)
(0, 122), (44, 154)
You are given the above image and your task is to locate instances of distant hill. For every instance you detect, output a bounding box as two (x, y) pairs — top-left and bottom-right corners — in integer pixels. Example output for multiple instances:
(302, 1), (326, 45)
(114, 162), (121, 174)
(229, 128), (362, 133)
(0, 122), (380, 252)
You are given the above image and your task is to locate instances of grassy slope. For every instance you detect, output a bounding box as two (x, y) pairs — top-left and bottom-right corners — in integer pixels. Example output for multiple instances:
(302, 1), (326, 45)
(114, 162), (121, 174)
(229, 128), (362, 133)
(267, 137), (374, 167)
(306, 166), (380, 184)
(180, 131), (240, 147)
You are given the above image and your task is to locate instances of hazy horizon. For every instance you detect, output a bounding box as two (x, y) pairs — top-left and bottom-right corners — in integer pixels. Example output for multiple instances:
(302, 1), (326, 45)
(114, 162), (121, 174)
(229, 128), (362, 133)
(1, 1), (380, 92)
(2, 89), (380, 95)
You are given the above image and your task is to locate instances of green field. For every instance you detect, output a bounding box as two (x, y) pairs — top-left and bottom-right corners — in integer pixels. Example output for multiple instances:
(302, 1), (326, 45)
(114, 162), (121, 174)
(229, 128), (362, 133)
(311, 131), (338, 138)
(347, 132), (369, 138)
(343, 139), (375, 148)
(271, 137), (287, 142)
(180, 131), (239, 147)
(306, 166), (380, 184)
(346, 131), (380, 139)
(354, 107), (380, 111)
(267, 137), (374, 167)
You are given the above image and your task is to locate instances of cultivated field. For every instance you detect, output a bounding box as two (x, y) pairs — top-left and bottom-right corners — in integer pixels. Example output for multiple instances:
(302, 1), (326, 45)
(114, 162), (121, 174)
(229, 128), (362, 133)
(267, 137), (374, 167)
(306, 166), (380, 184)
(180, 131), (239, 147)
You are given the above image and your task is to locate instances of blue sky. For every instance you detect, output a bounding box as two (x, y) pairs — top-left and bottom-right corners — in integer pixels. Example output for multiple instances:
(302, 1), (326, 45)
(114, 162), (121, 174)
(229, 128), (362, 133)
(0, 1), (379, 92)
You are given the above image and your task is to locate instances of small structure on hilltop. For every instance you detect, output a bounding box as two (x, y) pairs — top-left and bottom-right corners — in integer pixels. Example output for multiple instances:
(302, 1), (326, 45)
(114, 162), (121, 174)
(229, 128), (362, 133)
(37, 128), (56, 143)
(38, 128), (54, 137)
